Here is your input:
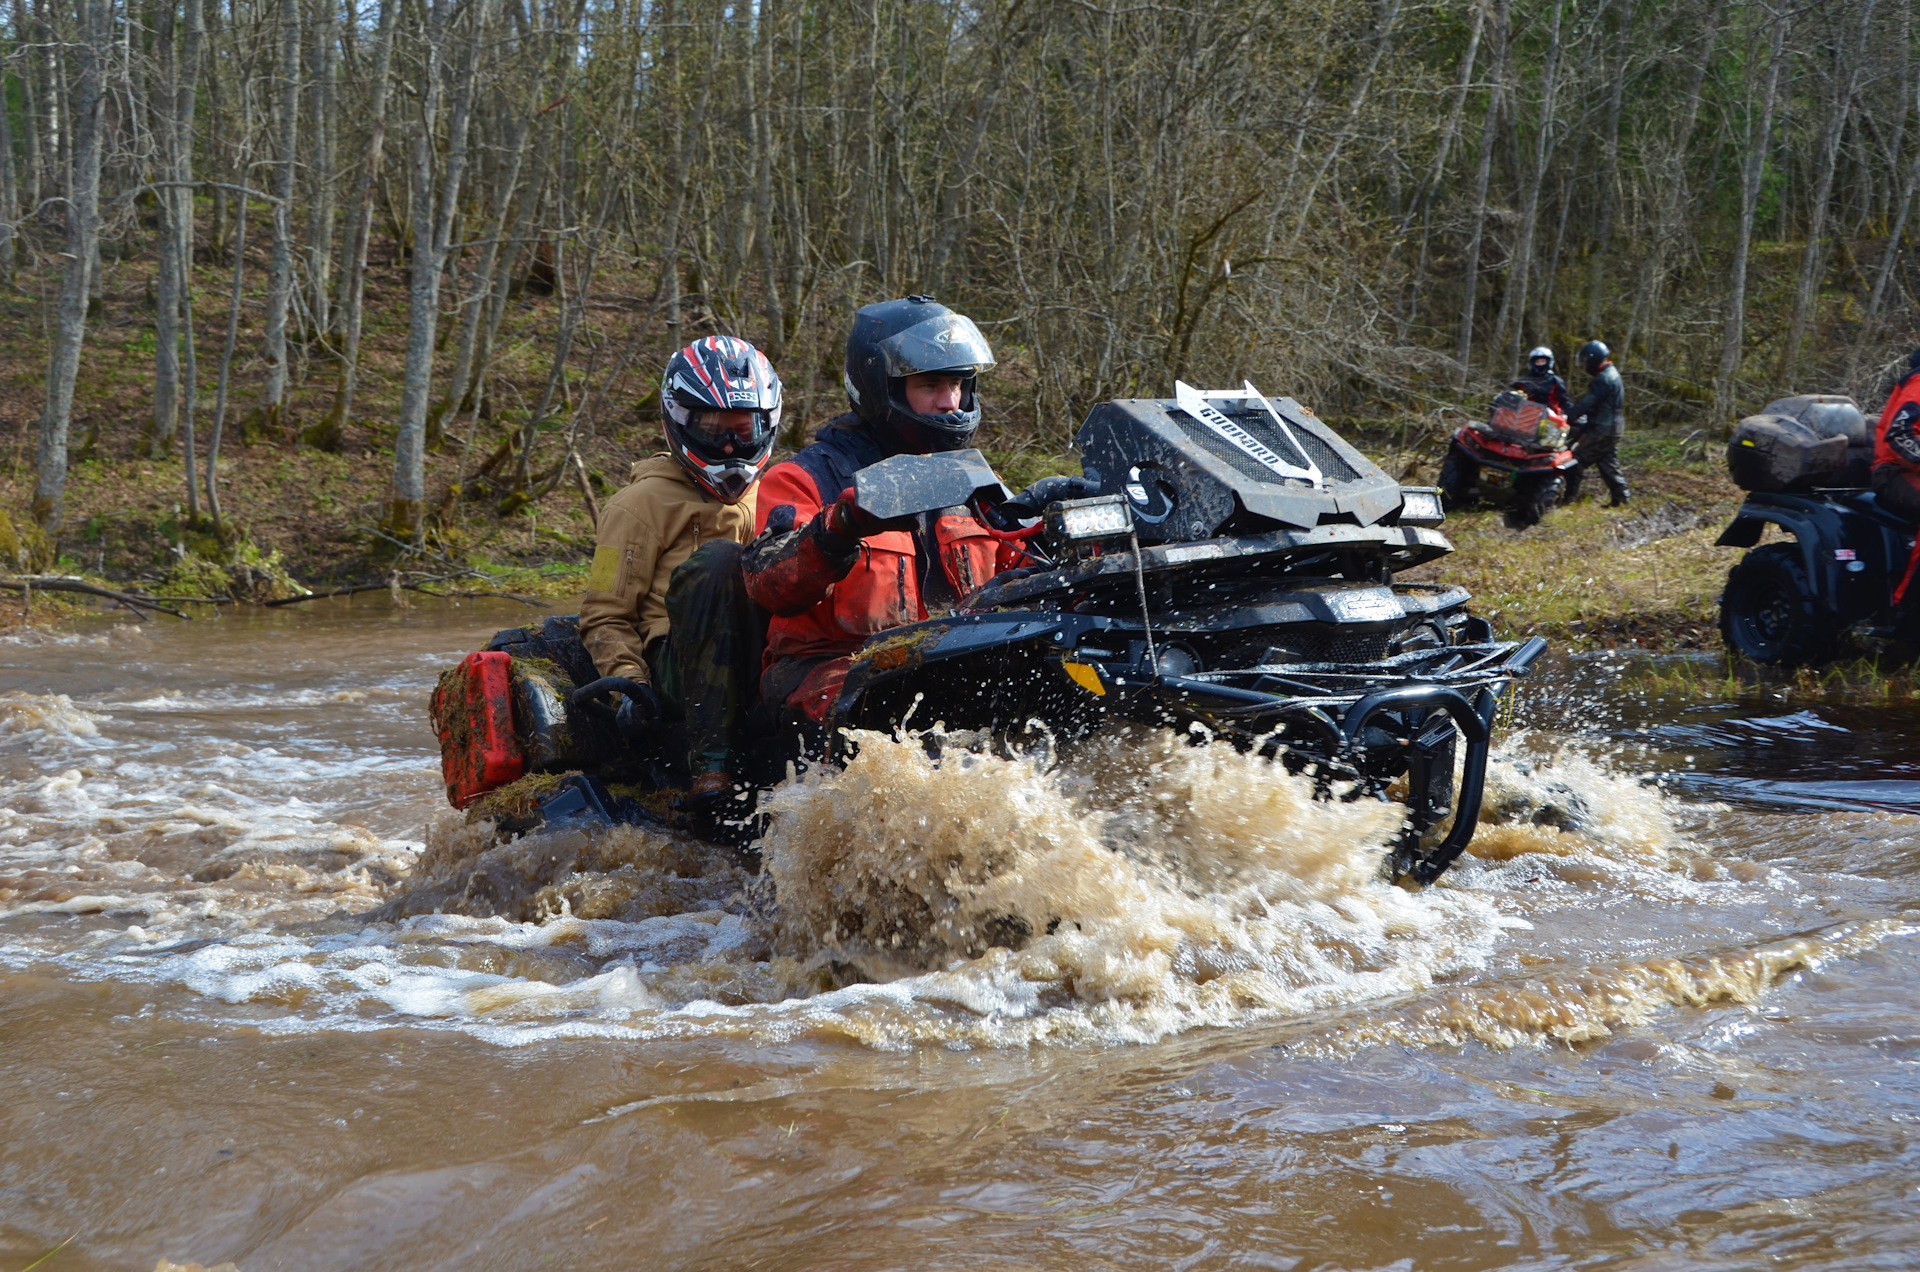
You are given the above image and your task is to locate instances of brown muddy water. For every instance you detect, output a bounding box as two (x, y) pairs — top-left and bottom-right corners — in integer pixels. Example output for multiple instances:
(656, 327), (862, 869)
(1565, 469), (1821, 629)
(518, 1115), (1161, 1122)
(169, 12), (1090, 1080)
(1, 600), (1916, 1271)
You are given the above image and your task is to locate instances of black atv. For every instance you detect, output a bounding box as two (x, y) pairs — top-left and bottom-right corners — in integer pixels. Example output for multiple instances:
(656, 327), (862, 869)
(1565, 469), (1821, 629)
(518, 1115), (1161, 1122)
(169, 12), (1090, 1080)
(446, 382), (1546, 887)
(1717, 490), (1917, 664)
(1716, 395), (1914, 665)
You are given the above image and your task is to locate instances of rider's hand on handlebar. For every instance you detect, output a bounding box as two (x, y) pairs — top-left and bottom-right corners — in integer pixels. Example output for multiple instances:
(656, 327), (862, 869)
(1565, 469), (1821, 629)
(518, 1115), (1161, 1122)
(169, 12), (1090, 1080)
(570, 675), (663, 741)
(994, 475), (1102, 525)
(614, 683), (662, 740)
(825, 491), (914, 541)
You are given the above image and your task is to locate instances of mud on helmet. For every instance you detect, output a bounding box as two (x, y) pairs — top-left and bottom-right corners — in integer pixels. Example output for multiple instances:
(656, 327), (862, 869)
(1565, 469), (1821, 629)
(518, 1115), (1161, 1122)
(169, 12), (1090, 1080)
(843, 295), (996, 454)
(661, 335), (782, 504)
(1526, 345), (1555, 375)
(1579, 339), (1611, 374)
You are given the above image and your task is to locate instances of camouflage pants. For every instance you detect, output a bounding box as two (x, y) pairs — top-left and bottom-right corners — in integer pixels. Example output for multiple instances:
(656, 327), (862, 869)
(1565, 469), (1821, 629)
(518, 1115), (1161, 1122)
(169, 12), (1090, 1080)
(646, 540), (767, 777)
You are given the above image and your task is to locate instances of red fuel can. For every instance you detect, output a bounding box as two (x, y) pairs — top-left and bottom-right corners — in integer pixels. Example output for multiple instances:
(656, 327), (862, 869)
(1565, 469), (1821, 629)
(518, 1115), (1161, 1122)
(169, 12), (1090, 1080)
(429, 651), (527, 808)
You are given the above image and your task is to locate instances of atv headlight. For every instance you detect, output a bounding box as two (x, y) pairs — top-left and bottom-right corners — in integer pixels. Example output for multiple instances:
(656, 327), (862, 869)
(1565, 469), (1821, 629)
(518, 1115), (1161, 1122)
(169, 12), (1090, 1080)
(1050, 495), (1133, 541)
(1398, 487), (1445, 526)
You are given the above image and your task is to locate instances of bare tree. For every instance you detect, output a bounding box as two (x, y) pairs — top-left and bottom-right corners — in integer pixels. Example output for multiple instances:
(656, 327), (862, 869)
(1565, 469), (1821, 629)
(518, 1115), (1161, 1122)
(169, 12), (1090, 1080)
(32, 0), (107, 533)
(1716, 8), (1791, 420)
(385, 0), (481, 537)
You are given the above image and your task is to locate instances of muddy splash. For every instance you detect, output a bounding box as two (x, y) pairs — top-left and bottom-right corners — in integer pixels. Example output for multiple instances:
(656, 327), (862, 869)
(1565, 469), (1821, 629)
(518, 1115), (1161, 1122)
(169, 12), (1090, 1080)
(0, 612), (1898, 1060)
(9, 609), (1920, 1272)
(40, 710), (1841, 1056)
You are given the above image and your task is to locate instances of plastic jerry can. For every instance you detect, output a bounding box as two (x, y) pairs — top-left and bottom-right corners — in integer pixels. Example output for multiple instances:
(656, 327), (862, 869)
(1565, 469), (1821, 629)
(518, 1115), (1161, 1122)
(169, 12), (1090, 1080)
(429, 650), (527, 807)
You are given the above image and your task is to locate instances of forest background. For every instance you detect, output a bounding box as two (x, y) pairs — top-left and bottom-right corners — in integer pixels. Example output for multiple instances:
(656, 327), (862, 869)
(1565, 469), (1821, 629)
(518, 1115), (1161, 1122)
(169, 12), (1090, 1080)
(0, 0), (1913, 634)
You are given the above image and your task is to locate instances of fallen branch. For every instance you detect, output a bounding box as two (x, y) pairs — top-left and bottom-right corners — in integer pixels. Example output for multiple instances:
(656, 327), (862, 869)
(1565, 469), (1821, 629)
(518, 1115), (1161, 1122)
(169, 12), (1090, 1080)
(262, 584), (385, 607)
(264, 579), (547, 607)
(413, 586), (545, 605)
(0, 576), (191, 618)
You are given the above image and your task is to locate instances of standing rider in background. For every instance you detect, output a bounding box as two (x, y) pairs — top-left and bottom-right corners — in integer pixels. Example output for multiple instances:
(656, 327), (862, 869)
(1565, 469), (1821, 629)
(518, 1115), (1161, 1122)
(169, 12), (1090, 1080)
(1563, 339), (1630, 506)
(576, 336), (778, 819)
(1512, 345), (1572, 414)
(1871, 348), (1920, 522)
(742, 296), (1032, 738)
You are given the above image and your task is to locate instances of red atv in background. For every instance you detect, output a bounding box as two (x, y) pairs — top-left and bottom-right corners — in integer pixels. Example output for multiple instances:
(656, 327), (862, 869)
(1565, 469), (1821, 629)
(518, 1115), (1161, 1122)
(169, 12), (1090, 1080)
(1438, 390), (1577, 527)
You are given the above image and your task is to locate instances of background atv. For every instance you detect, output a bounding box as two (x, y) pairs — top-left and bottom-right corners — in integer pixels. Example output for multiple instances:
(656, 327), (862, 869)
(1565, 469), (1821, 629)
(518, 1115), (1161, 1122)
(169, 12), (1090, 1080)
(1439, 390), (1575, 527)
(1715, 395), (1902, 665)
(438, 381), (1546, 886)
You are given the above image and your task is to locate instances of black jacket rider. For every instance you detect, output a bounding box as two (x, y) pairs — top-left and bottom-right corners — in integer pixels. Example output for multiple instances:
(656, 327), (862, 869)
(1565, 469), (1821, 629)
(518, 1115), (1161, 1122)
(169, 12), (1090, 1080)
(1512, 371), (1572, 414)
(1570, 363), (1625, 439)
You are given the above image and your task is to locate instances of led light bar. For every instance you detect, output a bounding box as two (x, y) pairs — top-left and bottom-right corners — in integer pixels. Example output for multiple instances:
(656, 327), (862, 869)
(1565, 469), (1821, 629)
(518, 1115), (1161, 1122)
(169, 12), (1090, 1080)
(1048, 494), (1134, 542)
(1398, 487), (1445, 526)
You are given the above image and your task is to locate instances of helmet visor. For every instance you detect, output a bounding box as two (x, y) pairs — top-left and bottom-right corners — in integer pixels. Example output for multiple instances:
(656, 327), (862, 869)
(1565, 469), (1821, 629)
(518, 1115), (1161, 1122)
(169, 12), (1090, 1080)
(683, 408), (774, 462)
(876, 313), (997, 379)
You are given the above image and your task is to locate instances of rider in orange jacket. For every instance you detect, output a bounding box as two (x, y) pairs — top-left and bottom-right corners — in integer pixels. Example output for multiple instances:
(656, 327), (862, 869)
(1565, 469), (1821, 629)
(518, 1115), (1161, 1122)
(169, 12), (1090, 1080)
(742, 297), (1023, 730)
(1872, 348), (1920, 522)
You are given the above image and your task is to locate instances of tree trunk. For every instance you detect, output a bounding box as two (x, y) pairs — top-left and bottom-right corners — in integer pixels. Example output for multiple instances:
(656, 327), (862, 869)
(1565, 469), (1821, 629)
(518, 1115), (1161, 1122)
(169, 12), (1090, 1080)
(387, 0), (479, 537)
(753, 0), (784, 358)
(209, 175), (250, 516)
(318, 0), (396, 444)
(260, 0), (301, 429)
(177, 0), (204, 514)
(1493, 0), (1564, 366)
(439, 36), (546, 432)
(0, 52), (17, 284)
(1454, 0), (1510, 386)
(12, 0), (41, 211)
(1715, 12), (1790, 421)
(1777, 0), (1878, 389)
(1621, 0), (1728, 362)
(32, 0), (105, 534)
(1585, 0), (1635, 331)
(1401, 0), (1486, 335)
(150, 0), (183, 459)
(418, 0), (482, 454)
(304, 0), (340, 347)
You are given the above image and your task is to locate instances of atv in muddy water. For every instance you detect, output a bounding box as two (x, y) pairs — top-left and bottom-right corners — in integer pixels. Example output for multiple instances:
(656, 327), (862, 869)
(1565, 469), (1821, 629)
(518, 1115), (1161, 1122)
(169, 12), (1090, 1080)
(434, 382), (1546, 886)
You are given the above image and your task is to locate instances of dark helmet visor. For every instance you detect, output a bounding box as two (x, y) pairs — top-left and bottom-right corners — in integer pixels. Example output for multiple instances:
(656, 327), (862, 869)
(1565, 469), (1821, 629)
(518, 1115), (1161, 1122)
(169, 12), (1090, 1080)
(682, 409), (774, 463)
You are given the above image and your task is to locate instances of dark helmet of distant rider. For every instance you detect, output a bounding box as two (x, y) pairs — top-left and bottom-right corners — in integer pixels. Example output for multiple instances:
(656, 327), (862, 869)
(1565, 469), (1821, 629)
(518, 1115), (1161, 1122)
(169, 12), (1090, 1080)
(1525, 345), (1555, 378)
(843, 295), (997, 456)
(660, 335), (782, 505)
(1579, 339), (1611, 376)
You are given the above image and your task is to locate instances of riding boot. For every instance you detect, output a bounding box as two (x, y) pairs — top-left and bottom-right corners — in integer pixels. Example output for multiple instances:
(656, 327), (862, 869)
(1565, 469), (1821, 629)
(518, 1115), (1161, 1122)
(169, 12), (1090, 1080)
(1561, 465), (1585, 504)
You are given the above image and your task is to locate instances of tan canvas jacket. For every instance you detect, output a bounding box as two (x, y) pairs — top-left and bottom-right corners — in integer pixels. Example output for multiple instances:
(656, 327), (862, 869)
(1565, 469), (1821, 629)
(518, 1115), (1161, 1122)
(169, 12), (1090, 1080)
(577, 455), (758, 682)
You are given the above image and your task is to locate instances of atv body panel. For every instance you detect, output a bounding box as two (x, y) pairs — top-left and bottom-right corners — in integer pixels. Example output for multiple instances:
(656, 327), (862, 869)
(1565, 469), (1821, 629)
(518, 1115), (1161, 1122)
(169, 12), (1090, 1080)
(1717, 489), (1919, 660)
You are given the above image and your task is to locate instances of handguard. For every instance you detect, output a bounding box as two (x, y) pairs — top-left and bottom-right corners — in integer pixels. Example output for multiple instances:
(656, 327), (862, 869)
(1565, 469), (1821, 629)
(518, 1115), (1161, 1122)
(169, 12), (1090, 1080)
(850, 448), (1010, 522)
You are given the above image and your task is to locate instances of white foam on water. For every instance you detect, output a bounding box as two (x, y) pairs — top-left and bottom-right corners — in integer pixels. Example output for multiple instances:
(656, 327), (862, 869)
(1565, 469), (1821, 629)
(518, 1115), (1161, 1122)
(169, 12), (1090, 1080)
(2, 691), (1906, 1053)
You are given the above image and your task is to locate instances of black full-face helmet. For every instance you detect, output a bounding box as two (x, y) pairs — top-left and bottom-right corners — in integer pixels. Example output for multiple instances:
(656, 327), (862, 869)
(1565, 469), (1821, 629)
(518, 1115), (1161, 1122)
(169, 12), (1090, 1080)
(1579, 339), (1611, 374)
(1526, 345), (1555, 377)
(843, 295), (996, 454)
(661, 335), (782, 504)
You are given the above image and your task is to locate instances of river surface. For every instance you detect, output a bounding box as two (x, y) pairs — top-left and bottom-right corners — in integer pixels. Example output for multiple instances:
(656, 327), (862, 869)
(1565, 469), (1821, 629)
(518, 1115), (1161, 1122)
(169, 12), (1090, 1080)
(0, 600), (1915, 1271)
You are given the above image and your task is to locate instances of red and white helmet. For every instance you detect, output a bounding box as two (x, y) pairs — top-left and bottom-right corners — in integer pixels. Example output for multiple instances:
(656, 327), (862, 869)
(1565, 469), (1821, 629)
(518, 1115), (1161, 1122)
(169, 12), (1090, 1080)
(661, 336), (782, 504)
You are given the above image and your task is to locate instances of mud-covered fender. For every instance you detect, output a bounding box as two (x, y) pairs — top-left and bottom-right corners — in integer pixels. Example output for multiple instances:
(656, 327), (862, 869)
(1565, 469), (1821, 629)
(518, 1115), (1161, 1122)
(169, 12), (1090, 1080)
(1716, 499), (1846, 612)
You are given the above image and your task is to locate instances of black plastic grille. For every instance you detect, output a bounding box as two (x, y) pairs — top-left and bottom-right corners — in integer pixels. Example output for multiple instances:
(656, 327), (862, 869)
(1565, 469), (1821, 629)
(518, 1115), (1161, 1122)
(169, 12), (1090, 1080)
(1261, 630), (1394, 665)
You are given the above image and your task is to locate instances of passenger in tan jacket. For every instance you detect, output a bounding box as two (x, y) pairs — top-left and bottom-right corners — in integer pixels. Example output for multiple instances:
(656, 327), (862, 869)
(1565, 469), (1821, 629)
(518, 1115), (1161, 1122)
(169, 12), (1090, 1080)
(578, 454), (757, 682)
(576, 337), (781, 809)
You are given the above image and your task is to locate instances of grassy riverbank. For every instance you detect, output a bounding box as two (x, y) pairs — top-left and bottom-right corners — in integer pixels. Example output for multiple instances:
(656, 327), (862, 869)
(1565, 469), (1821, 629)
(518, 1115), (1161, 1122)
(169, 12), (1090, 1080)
(1394, 424), (1744, 652)
(0, 407), (1760, 650)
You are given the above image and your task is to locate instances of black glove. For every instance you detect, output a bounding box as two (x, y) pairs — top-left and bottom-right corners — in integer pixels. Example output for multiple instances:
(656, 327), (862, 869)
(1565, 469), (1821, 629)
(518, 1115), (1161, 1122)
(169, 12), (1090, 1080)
(571, 675), (662, 742)
(614, 682), (663, 740)
(991, 475), (1102, 526)
(820, 489), (916, 550)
